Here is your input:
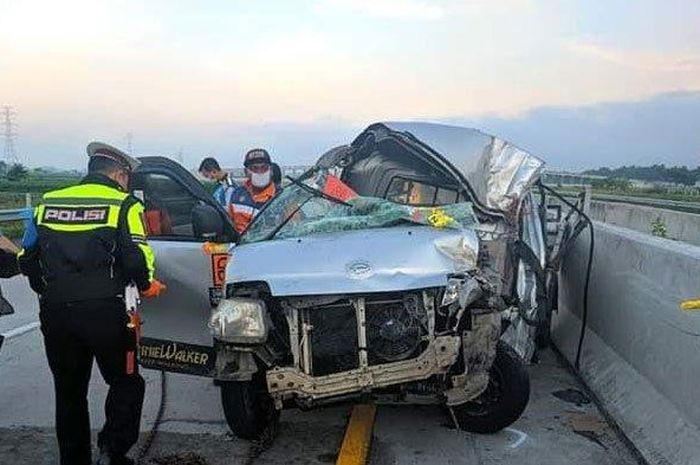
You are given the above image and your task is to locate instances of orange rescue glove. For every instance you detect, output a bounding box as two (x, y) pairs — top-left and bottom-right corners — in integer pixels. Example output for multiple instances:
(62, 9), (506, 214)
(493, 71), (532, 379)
(142, 279), (167, 298)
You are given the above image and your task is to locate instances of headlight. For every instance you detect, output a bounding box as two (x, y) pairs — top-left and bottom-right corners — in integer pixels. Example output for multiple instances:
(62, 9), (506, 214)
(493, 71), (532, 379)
(208, 298), (268, 344)
(441, 276), (483, 308)
(442, 277), (464, 306)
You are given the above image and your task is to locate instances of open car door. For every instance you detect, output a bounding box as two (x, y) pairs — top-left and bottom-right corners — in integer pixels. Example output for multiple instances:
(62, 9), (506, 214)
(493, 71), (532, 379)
(130, 157), (237, 376)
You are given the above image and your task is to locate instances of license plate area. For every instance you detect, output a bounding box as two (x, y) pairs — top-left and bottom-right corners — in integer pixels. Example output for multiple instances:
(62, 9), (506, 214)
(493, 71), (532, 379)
(139, 337), (216, 377)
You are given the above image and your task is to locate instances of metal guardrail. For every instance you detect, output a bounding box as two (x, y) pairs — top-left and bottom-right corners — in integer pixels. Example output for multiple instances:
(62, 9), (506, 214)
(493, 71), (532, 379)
(0, 208), (31, 223)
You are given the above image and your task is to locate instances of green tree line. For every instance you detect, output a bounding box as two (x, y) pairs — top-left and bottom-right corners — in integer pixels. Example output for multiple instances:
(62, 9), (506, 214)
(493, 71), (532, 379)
(0, 162), (81, 193)
(583, 164), (700, 186)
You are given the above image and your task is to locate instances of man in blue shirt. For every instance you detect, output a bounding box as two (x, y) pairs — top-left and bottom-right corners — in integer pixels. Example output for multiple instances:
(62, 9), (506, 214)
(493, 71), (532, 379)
(198, 157), (237, 207)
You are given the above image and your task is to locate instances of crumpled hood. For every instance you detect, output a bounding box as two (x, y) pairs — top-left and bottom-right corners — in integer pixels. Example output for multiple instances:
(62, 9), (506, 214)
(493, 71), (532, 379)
(228, 226), (479, 296)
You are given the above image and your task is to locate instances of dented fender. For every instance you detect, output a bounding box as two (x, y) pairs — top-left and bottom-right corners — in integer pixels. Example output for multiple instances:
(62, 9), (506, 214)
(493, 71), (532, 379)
(444, 311), (501, 406)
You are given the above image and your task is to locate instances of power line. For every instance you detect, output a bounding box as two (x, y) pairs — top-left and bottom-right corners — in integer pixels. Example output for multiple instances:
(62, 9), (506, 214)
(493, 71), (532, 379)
(1, 105), (20, 165)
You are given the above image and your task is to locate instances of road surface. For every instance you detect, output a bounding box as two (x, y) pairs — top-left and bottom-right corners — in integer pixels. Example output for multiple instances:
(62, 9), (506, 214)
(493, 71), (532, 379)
(1, 277), (642, 464)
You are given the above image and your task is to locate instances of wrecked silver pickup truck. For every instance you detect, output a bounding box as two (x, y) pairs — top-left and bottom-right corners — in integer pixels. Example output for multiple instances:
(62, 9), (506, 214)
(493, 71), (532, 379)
(134, 122), (580, 440)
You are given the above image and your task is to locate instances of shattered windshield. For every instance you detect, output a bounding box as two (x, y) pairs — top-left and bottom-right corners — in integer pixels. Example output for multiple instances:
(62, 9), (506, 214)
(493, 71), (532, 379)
(240, 171), (478, 244)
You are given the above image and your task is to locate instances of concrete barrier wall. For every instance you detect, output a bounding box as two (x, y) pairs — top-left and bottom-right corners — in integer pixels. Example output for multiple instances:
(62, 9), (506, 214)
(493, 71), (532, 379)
(589, 200), (700, 246)
(553, 221), (700, 465)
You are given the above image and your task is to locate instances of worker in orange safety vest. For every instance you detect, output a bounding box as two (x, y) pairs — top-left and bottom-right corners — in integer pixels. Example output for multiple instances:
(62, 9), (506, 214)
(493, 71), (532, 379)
(227, 148), (280, 233)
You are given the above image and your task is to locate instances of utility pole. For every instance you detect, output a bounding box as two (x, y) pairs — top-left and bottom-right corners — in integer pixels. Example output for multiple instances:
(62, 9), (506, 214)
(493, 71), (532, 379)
(1, 105), (20, 165)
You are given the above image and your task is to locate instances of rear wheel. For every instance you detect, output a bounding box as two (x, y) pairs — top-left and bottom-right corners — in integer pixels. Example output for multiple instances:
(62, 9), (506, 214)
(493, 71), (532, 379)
(452, 342), (530, 434)
(220, 373), (279, 440)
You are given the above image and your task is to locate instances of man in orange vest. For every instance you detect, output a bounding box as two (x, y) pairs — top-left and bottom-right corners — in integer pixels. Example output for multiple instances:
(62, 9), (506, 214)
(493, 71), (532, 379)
(228, 149), (279, 233)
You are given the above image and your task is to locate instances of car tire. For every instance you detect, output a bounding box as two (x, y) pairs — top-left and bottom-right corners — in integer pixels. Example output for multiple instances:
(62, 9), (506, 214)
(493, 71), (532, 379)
(220, 374), (280, 440)
(452, 342), (530, 434)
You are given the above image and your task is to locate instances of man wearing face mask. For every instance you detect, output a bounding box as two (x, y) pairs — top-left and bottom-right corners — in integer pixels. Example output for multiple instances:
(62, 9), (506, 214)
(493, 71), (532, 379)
(228, 148), (280, 233)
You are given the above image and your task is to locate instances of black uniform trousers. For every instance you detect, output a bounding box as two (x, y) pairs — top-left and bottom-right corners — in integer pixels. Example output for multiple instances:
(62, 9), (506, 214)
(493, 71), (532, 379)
(39, 297), (145, 465)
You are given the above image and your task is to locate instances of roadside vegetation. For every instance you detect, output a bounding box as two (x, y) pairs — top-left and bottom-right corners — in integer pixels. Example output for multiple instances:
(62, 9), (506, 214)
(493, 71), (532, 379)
(0, 162), (81, 239)
(583, 179), (699, 202)
(0, 163), (81, 206)
(583, 164), (700, 186)
(551, 164), (700, 203)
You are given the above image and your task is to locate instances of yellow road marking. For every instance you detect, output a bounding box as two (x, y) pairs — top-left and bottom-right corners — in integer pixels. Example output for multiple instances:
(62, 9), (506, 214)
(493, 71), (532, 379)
(336, 404), (377, 465)
(681, 299), (700, 311)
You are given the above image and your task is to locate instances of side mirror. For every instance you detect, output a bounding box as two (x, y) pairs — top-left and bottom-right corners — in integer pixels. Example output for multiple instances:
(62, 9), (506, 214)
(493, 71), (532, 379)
(192, 204), (225, 241)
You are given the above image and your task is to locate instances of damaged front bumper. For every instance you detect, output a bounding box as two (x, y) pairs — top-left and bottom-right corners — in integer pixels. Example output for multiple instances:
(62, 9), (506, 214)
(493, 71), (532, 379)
(261, 307), (501, 409)
(266, 335), (460, 404)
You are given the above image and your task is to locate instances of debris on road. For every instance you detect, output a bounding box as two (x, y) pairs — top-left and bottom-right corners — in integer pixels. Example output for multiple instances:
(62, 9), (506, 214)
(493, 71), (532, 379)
(151, 452), (210, 465)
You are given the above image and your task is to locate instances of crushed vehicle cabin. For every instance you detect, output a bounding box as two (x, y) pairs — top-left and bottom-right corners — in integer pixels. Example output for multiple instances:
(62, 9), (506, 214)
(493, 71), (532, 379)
(132, 122), (584, 440)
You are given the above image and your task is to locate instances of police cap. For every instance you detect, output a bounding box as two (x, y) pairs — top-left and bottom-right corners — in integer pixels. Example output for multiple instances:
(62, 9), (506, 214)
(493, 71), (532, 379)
(86, 142), (141, 172)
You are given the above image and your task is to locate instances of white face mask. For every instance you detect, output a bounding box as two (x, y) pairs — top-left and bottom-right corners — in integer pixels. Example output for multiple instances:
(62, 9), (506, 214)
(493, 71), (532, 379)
(250, 170), (271, 188)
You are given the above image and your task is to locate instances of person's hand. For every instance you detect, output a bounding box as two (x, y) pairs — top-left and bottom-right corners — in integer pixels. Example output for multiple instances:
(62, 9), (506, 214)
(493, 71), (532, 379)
(142, 279), (167, 298)
(0, 236), (19, 254)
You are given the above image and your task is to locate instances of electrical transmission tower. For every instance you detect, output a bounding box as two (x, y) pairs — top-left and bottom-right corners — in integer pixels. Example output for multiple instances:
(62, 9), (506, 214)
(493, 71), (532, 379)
(126, 132), (134, 155)
(2, 105), (20, 165)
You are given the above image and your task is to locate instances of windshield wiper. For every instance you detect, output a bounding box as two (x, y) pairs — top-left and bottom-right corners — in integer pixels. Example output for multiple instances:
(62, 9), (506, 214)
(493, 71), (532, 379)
(261, 177), (353, 241)
(262, 195), (312, 242)
(285, 175), (352, 207)
(254, 176), (354, 242)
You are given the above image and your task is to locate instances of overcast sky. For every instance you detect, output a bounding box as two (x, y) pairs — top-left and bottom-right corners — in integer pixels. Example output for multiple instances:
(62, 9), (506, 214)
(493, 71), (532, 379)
(1, 0), (698, 170)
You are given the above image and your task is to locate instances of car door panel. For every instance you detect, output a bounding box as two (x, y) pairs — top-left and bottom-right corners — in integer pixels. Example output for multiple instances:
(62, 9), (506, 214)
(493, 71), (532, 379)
(139, 241), (215, 345)
(130, 157), (235, 350)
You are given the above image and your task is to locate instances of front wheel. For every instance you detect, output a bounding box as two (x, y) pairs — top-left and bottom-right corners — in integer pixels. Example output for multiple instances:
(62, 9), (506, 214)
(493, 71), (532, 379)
(452, 342), (530, 434)
(220, 373), (280, 440)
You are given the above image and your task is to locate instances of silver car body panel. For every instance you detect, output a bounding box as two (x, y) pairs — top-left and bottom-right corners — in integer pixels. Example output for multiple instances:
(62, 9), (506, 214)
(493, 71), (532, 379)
(501, 192), (548, 360)
(383, 122), (545, 214)
(228, 226), (480, 297)
(140, 240), (214, 346)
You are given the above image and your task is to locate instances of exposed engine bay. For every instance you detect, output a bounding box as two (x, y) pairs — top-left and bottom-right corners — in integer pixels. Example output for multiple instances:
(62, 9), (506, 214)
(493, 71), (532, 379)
(218, 268), (506, 413)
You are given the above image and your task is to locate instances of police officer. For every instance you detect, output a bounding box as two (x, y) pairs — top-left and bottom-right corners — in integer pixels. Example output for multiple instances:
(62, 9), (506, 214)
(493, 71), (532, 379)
(18, 142), (166, 465)
(228, 148), (279, 233)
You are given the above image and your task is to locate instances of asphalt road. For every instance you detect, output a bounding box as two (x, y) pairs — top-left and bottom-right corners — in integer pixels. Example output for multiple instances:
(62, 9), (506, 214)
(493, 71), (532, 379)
(0, 275), (41, 337)
(1, 277), (642, 465)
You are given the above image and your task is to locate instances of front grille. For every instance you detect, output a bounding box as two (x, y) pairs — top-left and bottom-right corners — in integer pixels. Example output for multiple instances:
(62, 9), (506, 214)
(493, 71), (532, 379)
(308, 301), (359, 376)
(302, 292), (429, 377)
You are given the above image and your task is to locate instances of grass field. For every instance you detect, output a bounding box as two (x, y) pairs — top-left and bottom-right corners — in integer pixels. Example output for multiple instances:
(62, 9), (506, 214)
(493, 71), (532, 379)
(554, 186), (700, 203)
(0, 175), (81, 240)
(0, 220), (25, 242)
